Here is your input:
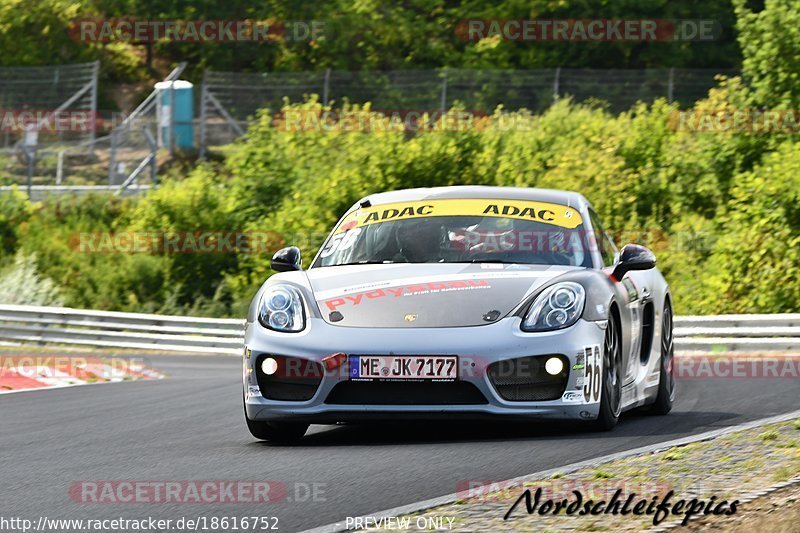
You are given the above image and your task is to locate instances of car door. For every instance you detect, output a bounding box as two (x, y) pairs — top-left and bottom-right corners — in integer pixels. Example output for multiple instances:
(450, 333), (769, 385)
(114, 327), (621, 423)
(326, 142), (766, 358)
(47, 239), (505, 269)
(588, 209), (640, 385)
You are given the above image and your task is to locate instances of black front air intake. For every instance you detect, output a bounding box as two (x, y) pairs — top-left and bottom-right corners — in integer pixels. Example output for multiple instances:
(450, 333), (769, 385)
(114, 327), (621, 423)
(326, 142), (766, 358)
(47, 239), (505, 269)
(325, 380), (488, 405)
(255, 354), (324, 401)
(487, 355), (569, 401)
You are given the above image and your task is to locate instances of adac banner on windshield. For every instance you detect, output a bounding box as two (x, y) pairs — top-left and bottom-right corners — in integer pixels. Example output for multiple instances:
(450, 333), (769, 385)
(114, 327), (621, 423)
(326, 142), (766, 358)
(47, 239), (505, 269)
(334, 199), (584, 233)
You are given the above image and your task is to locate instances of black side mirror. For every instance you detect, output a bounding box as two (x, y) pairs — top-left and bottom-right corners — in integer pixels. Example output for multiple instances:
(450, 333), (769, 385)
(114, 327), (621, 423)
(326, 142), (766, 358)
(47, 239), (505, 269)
(271, 246), (302, 272)
(611, 244), (656, 280)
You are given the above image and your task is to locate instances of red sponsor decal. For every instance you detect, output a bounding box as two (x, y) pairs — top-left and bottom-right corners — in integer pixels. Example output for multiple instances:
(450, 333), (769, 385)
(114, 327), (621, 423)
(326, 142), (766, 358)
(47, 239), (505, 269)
(322, 279), (490, 311)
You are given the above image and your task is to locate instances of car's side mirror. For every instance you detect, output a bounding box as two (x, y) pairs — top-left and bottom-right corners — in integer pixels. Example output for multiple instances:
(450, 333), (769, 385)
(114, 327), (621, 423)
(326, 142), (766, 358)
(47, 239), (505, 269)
(271, 246), (302, 272)
(611, 244), (656, 280)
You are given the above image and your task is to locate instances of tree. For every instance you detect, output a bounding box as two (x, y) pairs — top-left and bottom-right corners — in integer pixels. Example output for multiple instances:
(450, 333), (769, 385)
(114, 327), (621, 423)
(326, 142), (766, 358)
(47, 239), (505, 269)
(735, 0), (800, 108)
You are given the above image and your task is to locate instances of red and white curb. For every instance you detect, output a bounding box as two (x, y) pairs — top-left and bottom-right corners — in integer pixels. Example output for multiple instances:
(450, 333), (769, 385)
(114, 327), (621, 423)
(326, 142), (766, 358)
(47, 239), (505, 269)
(0, 355), (163, 394)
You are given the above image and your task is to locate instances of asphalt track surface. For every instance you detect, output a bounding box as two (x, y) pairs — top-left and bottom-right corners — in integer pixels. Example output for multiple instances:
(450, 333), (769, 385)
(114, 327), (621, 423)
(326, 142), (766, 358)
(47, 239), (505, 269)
(1, 354), (798, 532)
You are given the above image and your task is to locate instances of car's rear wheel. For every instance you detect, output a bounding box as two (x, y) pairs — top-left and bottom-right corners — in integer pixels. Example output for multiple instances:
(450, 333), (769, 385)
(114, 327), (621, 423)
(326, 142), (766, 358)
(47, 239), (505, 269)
(649, 299), (675, 415)
(592, 311), (622, 431)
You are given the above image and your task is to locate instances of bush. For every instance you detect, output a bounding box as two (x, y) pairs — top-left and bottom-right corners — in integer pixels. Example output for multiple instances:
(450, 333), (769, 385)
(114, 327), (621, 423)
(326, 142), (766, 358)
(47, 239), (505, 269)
(0, 252), (64, 306)
(3, 85), (796, 317)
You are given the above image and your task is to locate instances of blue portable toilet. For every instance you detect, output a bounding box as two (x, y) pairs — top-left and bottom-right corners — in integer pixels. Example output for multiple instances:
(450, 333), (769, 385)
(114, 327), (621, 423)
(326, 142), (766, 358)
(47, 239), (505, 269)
(155, 80), (194, 149)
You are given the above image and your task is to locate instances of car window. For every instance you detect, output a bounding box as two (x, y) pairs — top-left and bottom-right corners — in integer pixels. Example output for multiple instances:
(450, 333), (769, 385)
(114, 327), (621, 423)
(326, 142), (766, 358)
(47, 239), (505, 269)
(312, 198), (594, 268)
(588, 209), (618, 267)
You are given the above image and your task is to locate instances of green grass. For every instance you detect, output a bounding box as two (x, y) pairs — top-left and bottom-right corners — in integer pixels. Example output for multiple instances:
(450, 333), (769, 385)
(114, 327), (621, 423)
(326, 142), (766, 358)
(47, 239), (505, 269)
(663, 448), (688, 461)
(771, 465), (795, 482)
(759, 430), (780, 442)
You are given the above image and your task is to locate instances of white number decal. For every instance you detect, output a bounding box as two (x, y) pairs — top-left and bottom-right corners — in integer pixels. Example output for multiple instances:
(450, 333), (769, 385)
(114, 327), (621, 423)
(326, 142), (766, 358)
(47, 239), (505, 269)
(582, 345), (602, 403)
(320, 227), (362, 258)
(319, 233), (343, 258)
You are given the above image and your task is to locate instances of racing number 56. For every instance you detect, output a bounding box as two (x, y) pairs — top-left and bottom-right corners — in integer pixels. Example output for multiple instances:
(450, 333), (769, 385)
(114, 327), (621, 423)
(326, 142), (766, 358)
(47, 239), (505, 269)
(583, 346), (601, 402)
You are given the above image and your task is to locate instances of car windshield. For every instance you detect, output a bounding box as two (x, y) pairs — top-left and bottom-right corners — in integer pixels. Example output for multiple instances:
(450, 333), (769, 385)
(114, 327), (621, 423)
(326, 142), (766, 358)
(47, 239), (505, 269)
(312, 198), (594, 268)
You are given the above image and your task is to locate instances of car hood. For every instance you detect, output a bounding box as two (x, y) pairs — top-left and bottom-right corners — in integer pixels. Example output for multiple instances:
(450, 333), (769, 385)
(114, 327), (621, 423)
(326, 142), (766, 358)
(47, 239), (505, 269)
(306, 263), (580, 328)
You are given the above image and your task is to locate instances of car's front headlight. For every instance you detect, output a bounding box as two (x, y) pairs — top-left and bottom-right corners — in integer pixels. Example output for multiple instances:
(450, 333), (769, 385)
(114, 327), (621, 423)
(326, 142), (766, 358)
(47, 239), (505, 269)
(521, 282), (585, 332)
(258, 285), (305, 332)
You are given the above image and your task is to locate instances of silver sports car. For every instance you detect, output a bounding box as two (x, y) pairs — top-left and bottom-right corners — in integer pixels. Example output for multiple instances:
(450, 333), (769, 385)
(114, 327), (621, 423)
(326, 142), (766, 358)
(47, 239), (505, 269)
(243, 186), (674, 441)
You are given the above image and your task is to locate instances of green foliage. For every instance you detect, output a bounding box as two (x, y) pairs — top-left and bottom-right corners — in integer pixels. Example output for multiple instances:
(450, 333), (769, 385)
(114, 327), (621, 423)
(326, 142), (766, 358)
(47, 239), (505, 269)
(2, 1), (799, 317)
(1, 1), (741, 78)
(697, 141), (800, 313)
(6, 78), (799, 317)
(0, 251), (64, 306)
(0, 0), (142, 81)
(0, 186), (32, 261)
(127, 169), (242, 311)
(735, 0), (800, 108)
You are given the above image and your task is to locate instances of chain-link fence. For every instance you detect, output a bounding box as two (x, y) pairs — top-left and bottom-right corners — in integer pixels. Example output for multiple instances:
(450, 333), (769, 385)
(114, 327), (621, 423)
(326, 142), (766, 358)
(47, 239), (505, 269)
(0, 61), (99, 151)
(199, 67), (740, 155)
(0, 61), (102, 190)
(0, 65), (740, 192)
(0, 62), (183, 192)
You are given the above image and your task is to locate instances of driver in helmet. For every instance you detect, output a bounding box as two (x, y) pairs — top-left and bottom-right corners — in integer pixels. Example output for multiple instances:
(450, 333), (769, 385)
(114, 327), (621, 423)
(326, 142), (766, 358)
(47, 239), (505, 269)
(393, 217), (445, 263)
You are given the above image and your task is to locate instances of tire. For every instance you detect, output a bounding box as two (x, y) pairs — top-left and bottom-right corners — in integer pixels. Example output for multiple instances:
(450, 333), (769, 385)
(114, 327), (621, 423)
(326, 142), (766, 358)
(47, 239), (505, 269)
(649, 300), (675, 415)
(591, 310), (622, 431)
(246, 418), (309, 443)
(243, 397), (309, 442)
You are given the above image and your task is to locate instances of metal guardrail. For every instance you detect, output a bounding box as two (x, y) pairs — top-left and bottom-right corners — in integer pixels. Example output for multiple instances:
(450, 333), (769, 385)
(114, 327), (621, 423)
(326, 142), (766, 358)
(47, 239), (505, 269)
(673, 314), (800, 352)
(0, 305), (244, 355)
(0, 305), (797, 354)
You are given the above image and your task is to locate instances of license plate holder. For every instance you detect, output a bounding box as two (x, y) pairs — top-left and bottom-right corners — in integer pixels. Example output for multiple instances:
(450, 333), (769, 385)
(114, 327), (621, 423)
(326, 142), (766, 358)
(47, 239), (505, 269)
(349, 355), (458, 381)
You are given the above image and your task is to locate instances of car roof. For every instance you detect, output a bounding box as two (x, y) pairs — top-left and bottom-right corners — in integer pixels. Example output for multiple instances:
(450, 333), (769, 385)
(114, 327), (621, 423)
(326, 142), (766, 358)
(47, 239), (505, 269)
(354, 186), (591, 211)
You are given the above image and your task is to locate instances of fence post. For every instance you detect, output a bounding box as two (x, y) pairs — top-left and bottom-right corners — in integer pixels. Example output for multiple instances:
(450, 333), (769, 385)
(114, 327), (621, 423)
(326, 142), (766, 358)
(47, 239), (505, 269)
(143, 127), (158, 186)
(199, 70), (208, 160)
(25, 147), (35, 199)
(56, 151), (64, 185)
(169, 82), (176, 157)
(323, 68), (331, 106)
(553, 67), (561, 102)
(88, 60), (100, 152)
(108, 129), (116, 184)
(668, 68), (675, 103)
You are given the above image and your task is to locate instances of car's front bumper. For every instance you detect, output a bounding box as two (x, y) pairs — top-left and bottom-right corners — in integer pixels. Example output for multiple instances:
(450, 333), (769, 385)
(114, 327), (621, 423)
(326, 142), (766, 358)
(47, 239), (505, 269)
(243, 316), (606, 422)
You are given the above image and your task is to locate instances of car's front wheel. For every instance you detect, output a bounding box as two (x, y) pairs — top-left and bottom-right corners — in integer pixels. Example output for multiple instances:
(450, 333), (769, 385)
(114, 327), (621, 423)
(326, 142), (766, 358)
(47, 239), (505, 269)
(591, 311), (622, 431)
(246, 417), (309, 443)
(244, 397), (309, 442)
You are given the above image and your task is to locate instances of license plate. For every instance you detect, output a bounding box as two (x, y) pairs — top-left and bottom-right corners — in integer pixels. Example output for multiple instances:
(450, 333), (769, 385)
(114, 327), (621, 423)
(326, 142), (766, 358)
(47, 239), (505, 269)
(349, 355), (458, 381)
